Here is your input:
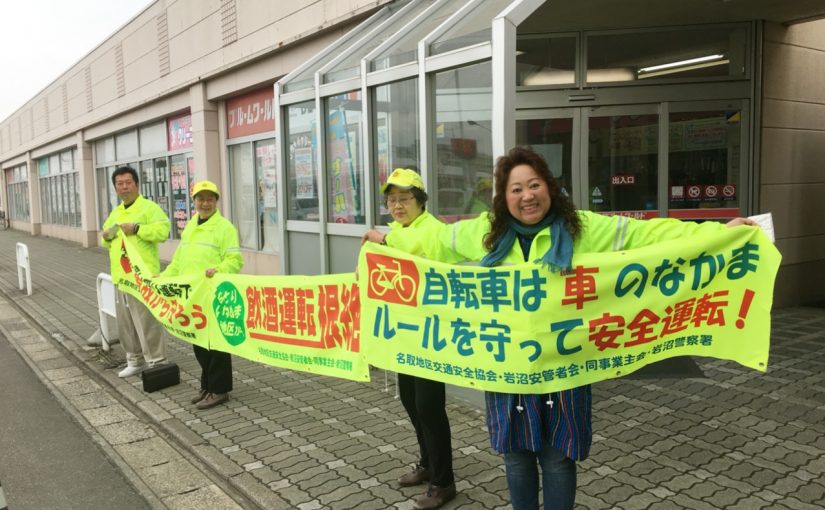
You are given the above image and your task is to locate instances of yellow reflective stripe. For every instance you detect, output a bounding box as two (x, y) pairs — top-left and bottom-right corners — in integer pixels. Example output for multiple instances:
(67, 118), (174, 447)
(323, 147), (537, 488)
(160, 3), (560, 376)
(451, 223), (458, 253)
(611, 216), (628, 251)
(225, 247), (242, 252)
(193, 242), (220, 250)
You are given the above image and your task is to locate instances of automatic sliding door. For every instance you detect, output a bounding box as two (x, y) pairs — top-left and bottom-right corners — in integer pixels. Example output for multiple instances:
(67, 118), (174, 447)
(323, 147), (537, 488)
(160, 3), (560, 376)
(585, 106), (659, 218)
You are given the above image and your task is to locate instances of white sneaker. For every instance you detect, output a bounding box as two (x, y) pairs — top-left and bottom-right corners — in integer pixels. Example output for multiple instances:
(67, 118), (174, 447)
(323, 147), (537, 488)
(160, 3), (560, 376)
(118, 364), (146, 378)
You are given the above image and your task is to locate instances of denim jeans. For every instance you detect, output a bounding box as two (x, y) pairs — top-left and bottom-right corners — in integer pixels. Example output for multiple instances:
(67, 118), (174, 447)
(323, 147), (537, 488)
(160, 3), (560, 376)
(503, 440), (576, 510)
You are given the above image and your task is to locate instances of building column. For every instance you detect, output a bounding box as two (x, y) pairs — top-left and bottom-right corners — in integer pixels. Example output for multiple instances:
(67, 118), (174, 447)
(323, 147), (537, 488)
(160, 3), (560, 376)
(76, 131), (98, 247)
(189, 83), (222, 186)
(26, 152), (41, 236)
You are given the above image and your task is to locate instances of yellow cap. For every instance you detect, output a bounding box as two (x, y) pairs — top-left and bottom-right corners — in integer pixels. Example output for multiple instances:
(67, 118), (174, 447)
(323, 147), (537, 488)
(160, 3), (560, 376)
(380, 168), (424, 194)
(191, 180), (220, 199)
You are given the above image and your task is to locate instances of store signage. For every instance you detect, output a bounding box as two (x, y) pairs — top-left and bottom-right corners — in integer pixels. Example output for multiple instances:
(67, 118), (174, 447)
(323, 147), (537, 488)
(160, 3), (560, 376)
(670, 186), (684, 199)
(226, 87), (275, 139)
(704, 185), (719, 198)
(722, 184), (736, 198)
(167, 112), (193, 150)
(611, 175), (635, 185)
(687, 185), (702, 199)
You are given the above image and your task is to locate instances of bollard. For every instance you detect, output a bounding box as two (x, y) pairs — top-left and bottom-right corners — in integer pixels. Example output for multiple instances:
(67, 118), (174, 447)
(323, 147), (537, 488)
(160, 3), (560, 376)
(16, 242), (32, 296)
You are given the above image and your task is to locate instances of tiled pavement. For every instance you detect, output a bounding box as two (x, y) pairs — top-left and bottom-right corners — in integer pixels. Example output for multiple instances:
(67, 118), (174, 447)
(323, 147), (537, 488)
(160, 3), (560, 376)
(0, 228), (824, 509)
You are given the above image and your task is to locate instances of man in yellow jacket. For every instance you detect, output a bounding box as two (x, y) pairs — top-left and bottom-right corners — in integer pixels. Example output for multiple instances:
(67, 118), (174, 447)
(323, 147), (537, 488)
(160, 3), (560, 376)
(101, 167), (171, 377)
(162, 180), (243, 409)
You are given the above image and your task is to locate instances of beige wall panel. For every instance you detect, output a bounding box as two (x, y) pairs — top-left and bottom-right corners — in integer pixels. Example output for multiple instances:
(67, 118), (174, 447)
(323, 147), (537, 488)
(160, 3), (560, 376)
(124, 52), (162, 93)
(166, 0), (221, 38)
(19, 112), (31, 144)
(67, 96), (87, 121)
(92, 76), (119, 112)
(234, 0), (307, 37)
(773, 261), (825, 307)
(121, 17), (158, 64)
(168, 11), (223, 73)
(40, 224), (87, 244)
(323, 0), (372, 22)
(763, 42), (825, 104)
(762, 98), (825, 130)
(90, 48), (118, 86)
(760, 183), (825, 238)
(775, 234), (825, 266)
(65, 71), (86, 104)
(760, 128), (825, 185)
(206, 31), (342, 100)
(764, 19), (825, 48)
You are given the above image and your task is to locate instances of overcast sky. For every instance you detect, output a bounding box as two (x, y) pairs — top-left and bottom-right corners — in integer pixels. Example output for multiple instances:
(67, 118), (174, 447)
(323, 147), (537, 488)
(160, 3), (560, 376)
(0, 0), (153, 122)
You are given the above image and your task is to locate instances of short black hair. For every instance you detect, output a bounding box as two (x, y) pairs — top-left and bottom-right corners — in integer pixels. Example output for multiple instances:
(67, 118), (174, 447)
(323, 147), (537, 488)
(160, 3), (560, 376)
(384, 185), (428, 210)
(112, 166), (139, 186)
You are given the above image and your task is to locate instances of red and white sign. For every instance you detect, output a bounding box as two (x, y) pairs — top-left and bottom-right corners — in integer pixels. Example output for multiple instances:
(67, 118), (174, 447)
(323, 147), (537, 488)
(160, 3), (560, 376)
(722, 184), (736, 198)
(611, 175), (636, 186)
(687, 185), (702, 199)
(226, 87), (275, 139)
(704, 185), (719, 198)
(167, 112), (193, 150)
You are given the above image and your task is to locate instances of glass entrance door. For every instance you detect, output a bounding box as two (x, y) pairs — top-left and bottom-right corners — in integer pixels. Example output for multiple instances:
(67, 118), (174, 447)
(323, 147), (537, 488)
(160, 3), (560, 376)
(515, 99), (747, 220)
(584, 105), (660, 218)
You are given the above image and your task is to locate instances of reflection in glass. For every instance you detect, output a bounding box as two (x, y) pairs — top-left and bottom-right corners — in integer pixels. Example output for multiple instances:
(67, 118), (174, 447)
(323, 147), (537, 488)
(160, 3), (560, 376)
(325, 91), (364, 224)
(154, 157), (170, 219)
(229, 143), (257, 249)
(668, 110), (740, 217)
(430, 0), (511, 55)
(516, 118), (574, 201)
(433, 61), (493, 222)
(370, 0), (459, 72)
(588, 114), (658, 214)
(516, 36), (576, 87)
(255, 138), (279, 253)
(372, 78), (419, 225)
(286, 102), (318, 221)
(324, 0), (433, 83)
(587, 25), (748, 84)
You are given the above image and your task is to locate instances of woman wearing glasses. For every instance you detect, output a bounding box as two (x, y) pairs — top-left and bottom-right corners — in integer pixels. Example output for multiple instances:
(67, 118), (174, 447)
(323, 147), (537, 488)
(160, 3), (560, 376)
(368, 168), (461, 510)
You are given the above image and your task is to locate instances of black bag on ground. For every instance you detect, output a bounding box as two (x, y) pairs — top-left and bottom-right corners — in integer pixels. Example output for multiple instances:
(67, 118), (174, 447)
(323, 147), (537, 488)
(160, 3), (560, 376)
(141, 363), (180, 392)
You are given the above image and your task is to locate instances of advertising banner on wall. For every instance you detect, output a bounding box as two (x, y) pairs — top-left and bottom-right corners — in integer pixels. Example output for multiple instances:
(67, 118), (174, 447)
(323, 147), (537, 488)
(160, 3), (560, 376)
(226, 87), (276, 139)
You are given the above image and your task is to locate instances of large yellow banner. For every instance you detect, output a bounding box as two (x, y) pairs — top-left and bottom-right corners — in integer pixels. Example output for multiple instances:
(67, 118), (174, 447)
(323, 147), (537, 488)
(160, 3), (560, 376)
(112, 226), (780, 393)
(358, 227), (780, 393)
(112, 237), (369, 382)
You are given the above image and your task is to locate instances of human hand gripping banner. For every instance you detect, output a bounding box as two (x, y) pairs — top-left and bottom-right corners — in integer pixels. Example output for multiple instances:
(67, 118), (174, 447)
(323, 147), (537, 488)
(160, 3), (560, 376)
(358, 227), (781, 394)
(113, 236), (369, 382)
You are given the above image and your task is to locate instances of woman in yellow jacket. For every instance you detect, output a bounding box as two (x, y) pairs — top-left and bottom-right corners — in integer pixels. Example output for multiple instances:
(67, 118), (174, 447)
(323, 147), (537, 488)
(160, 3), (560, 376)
(162, 180), (244, 410)
(365, 147), (756, 510)
(367, 169), (462, 510)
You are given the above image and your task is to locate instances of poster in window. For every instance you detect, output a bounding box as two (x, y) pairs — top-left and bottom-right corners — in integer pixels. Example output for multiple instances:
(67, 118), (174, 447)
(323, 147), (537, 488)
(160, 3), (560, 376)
(170, 157), (188, 237)
(294, 145), (314, 200)
(327, 108), (357, 223)
(256, 143), (278, 209)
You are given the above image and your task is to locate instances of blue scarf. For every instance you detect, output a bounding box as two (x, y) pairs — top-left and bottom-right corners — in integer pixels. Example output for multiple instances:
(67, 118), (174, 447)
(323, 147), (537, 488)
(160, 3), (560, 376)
(480, 213), (573, 272)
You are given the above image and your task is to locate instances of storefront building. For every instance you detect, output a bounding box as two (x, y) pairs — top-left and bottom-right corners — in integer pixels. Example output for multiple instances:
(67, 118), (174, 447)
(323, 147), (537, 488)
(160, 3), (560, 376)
(1, 0), (824, 305)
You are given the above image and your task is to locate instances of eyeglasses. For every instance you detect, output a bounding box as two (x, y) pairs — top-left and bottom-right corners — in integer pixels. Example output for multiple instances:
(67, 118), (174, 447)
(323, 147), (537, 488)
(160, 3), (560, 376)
(386, 195), (415, 207)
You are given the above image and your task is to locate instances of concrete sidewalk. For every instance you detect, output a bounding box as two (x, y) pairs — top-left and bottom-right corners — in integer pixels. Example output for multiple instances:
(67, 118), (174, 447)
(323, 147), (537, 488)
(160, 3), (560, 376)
(1, 229), (823, 509)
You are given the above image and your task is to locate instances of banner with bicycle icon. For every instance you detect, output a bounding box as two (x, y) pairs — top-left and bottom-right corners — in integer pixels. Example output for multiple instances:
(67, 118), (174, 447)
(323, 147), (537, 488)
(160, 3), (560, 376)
(358, 226), (780, 394)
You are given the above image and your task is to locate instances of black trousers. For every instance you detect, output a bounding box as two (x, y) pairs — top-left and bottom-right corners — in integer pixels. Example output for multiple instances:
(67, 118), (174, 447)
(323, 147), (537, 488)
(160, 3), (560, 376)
(194, 345), (232, 394)
(398, 373), (454, 487)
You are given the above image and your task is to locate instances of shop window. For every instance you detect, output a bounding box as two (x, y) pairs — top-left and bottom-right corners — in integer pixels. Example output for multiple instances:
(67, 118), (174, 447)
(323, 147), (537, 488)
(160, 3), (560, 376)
(229, 138), (279, 253)
(516, 35), (576, 87)
(286, 101), (318, 221)
(372, 78), (420, 225)
(668, 110), (741, 218)
(432, 61), (493, 223)
(325, 91), (364, 224)
(139, 122), (167, 155)
(586, 25), (748, 84)
(116, 131), (139, 160)
(38, 150), (81, 228)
